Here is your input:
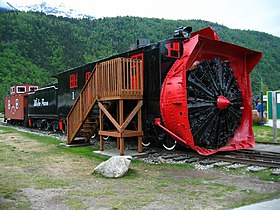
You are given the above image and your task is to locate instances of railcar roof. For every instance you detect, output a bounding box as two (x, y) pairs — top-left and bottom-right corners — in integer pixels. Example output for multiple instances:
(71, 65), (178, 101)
(54, 41), (161, 77)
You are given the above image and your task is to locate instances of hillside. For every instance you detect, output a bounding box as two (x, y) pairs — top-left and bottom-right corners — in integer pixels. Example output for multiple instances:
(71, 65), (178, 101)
(1, 11), (280, 110)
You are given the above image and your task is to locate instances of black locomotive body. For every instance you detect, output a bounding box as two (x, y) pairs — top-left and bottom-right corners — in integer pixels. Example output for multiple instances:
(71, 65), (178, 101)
(27, 85), (59, 130)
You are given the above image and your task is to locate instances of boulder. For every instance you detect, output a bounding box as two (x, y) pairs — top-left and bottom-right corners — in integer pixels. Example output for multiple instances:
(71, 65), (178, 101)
(94, 155), (132, 178)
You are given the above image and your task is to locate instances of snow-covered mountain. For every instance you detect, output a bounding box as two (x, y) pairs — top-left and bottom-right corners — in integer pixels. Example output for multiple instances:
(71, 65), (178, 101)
(0, 0), (94, 19)
(0, 0), (17, 11)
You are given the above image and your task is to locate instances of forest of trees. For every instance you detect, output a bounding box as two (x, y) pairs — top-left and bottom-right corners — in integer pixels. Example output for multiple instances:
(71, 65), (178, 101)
(1, 11), (280, 111)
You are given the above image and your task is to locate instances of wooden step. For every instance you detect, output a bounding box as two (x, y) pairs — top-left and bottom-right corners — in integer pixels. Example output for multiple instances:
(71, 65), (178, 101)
(79, 128), (92, 133)
(76, 132), (90, 137)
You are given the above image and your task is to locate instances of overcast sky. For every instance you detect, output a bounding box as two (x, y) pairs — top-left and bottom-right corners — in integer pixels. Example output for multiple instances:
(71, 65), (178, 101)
(9, 0), (280, 37)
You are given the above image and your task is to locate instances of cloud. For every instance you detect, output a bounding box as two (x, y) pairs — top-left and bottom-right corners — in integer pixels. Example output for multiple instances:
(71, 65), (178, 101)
(9, 0), (280, 37)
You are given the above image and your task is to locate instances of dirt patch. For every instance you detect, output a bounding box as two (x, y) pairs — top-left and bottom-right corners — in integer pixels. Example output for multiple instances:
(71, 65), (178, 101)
(42, 155), (95, 179)
(20, 188), (69, 210)
(0, 133), (53, 153)
(0, 127), (279, 210)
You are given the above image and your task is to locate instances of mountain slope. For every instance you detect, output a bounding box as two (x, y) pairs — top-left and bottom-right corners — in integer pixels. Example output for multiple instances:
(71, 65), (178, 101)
(0, 11), (280, 111)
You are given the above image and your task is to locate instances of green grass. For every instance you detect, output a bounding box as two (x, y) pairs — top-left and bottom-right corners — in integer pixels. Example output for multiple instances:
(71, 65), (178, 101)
(253, 125), (280, 143)
(0, 126), (17, 133)
(251, 169), (280, 182)
(63, 197), (86, 210)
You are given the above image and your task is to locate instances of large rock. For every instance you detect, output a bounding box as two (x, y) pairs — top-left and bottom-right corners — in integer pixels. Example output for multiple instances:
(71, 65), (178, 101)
(94, 156), (132, 178)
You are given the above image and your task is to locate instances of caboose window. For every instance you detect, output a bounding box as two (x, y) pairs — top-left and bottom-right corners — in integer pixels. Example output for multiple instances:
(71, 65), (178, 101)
(29, 86), (38, 92)
(17, 86), (26, 93)
(167, 42), (180, 58)
(69, 73), (78, 88)
(10, 87), (15, 94)
(85, 71), (91, 82)
(15, 99), (19, 109)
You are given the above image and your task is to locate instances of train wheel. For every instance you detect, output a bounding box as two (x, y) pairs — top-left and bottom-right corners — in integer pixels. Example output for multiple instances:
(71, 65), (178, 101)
(142, 120), (154, 147)
(46, 122), (51, 131)
(102, 123), (110, 141)
(36, 120), (41, 129)
(187, 58), (243, 149)
(52, 121), (59, 132)
(142, 135), (152, 147)
(40, 120), (50, 131)
(162, 134), (177, 151)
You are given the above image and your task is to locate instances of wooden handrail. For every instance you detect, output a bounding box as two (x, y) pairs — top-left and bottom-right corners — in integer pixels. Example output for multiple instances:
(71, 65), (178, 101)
(96, 58), (143, 99)
(66, 57), (143, 144)
(67, 66), (98, 144)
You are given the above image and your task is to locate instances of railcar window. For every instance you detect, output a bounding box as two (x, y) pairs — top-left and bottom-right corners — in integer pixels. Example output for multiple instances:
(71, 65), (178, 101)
(85, 71), (91, 82)
(15, 99), (19, 109)
(8, 100), (10, 109)
(17, 86), (26, 93)
(70, 73), (78, 88)
(166, 42), (180, 58)
(10, 87), (15, 94)
(29, 86), (38, 92)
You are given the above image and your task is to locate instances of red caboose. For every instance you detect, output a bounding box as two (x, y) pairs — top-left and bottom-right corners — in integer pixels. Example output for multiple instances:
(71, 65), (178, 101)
(4, 84), (38, 125)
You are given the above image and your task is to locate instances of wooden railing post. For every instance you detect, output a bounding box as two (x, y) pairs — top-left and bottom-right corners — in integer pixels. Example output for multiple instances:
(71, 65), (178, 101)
(138, 99), (143, 153)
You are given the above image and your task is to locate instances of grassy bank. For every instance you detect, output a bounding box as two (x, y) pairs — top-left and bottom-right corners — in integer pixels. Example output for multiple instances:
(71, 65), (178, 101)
(253, 125), (280, 143)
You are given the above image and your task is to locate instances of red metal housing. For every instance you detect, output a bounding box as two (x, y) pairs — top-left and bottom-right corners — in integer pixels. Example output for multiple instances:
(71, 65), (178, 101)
(160, 28), (262, 155)
(4, 84), (38, 123)
(4, 94), (27, 121)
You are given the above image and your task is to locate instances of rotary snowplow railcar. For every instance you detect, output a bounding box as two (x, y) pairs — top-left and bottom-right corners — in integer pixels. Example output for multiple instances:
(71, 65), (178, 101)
(3, 27), (262, 156)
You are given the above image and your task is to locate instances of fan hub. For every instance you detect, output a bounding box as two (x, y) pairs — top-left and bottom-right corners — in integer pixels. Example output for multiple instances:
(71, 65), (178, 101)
(217, 95), (231, 110)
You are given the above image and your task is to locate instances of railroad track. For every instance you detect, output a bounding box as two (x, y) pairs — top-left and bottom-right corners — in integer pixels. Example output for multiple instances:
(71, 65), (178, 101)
(142, 148), (280, 174)
(208, 150), (280, 168)
(255, 141), (280, 145)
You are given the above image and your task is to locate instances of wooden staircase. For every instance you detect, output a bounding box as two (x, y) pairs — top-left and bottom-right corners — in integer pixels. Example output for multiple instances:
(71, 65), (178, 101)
(66, 65), (99, 144)
(67, 58), (144, 154)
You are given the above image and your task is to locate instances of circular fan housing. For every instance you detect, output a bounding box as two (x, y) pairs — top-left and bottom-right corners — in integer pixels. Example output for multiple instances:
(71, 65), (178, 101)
(187, 58), (243, 149)
(159, 32), (262, 155)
